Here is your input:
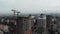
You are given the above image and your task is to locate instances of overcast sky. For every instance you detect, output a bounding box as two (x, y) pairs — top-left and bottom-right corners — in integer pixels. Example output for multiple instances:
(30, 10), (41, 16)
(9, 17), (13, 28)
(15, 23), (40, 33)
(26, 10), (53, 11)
(0, 0), (60, 14)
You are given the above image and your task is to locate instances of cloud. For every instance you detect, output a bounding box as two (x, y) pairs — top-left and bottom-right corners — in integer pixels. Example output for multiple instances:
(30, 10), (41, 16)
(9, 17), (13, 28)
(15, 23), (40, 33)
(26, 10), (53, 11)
(0, 0), (60, 14)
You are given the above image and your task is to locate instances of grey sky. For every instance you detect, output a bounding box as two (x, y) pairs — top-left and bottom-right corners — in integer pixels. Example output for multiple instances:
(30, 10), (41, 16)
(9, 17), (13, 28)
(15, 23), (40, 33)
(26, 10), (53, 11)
(0, 0), (60, 14)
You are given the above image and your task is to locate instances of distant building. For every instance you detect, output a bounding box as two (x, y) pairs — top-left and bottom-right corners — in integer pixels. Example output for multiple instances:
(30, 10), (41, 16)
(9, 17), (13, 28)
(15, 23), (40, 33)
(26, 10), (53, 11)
(16, 16), (32, 34)
(32, 14), (46, 34)
(46, 15), (53, 27)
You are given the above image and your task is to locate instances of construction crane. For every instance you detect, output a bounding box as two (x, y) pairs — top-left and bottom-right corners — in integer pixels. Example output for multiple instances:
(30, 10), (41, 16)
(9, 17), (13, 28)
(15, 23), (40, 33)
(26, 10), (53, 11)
(17, 12), (20, 17)
(11, 9), (16, 17)
(11, 9), (20, 21)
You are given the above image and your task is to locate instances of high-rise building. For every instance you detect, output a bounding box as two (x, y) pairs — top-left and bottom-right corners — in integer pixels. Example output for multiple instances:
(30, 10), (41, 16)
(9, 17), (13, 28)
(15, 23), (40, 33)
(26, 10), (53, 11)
(32, 14), (46, 34)
(16, 16), (32, 34)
